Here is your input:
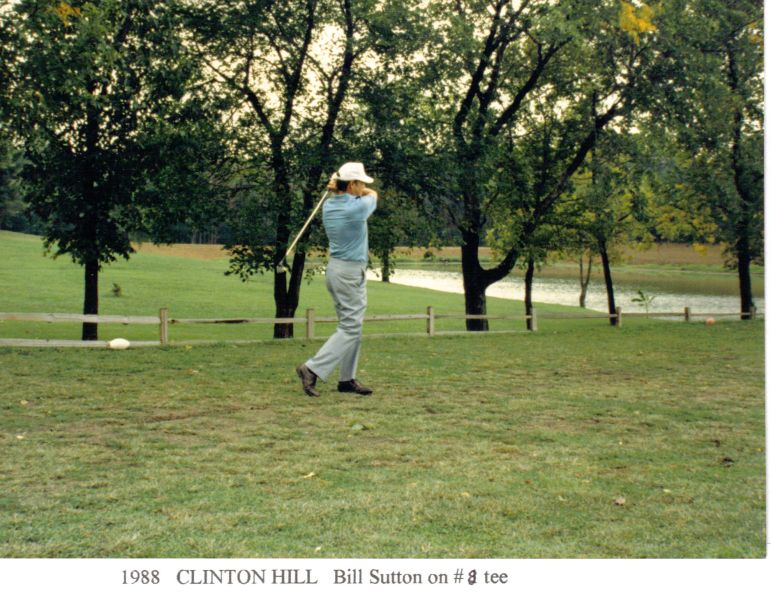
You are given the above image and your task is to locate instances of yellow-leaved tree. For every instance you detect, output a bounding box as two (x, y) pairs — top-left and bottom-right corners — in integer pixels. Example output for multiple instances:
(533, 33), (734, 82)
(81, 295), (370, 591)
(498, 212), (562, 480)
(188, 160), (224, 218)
(51, 2), (81, 27)
(619, 1), (657, 44)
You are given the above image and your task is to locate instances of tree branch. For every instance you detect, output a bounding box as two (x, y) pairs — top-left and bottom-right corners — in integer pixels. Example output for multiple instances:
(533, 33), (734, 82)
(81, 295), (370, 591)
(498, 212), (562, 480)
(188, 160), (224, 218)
(537, 101), (622, 221)
(258, 30), (291, 87)
(311, 0), (355, 184)
(276, 0), (317, 142)
(452, 0), (507, 149)
(483, 243), (520, 286)
(489, 40), (567, 137)
(476, 0), (531, 116)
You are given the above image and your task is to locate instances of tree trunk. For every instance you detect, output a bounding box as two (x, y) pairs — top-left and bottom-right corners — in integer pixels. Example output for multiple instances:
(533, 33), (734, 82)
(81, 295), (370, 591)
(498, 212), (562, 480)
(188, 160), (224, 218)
(579, 253), (592, 308)
(270, 143), (297, 339)
(81, 83), (101, 341)
(273, 250), (307, 338)
(599, 240), (617, 326)
(272, 303), (296, 338)
(269, 0), (353, 338)
(381, 251), (391, 283)
(82, 259), (99, 340)
(524, 256), (535, 331)
(725, 44), (758, 320)
(464, 278), (488, 331)
(461, 233), (489, 331)
(273, 301), (294, 339)
(737, 237), (754, 320)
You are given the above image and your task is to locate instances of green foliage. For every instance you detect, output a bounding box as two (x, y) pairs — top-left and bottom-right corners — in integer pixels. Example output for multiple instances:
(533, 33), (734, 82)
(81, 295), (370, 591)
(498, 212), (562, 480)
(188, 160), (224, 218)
(557, 129), (657, 269)
(0, 129), (29, 231)
(644, 0), (763, 262)
(3, 0), (224, 266)
(368, 187), (432, 278)
(363, 0), (679, 324)
(0, 18), (29, 232)
(183, 0), (364, 277)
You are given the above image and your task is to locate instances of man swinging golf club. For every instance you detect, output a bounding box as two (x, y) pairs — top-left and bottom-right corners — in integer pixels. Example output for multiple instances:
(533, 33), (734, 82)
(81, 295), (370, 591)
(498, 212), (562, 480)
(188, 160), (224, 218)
(296, 162), (378, 397)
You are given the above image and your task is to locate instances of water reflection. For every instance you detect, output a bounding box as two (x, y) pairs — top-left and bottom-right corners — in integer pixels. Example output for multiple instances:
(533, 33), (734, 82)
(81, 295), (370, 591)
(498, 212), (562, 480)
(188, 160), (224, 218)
(367, 267), (764, 315)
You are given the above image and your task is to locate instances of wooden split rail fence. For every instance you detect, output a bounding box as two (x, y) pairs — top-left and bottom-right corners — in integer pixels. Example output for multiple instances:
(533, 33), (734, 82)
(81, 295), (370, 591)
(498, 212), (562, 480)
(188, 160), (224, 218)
(0, 305), (759, 347)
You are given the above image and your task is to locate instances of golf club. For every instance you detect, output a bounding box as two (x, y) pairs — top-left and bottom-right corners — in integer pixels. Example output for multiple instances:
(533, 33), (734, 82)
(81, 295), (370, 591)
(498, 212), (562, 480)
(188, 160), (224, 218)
(276, 189), (330, 273)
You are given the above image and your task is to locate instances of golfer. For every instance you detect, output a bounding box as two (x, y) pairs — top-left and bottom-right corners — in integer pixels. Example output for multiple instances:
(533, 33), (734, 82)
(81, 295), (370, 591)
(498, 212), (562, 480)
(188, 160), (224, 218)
(296, 162), (378, 397)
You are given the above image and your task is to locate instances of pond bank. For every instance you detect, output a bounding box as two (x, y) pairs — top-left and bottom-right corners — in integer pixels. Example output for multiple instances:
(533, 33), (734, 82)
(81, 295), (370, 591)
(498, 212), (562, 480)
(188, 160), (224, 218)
(367, 266), (764, 316)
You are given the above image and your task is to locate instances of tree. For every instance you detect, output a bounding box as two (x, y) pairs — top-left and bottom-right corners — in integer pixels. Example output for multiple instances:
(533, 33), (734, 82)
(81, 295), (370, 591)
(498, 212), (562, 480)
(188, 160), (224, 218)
(3, 0), (223, 339)
(484, 126), (569, 330)
(0, 128), (27, 230)
(404, 0), (665, 330)
(185, 0), (417, 337)
(368, 187), (431, 282)
(648, 0), (763, 318)
(577, 250), (593, 309)
(567, 129), (652, 324)
(348, 40), (445, 282)
(0, 8), (26, 231)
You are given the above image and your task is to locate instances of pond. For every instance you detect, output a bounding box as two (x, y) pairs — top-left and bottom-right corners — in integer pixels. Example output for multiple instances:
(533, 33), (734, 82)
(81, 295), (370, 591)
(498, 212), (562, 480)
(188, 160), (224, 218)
(367, 265), (765, 316)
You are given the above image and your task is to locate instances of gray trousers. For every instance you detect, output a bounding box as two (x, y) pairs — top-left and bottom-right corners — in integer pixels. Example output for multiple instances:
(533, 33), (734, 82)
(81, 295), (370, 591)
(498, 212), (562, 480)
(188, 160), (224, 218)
(305, 257), (368, 382)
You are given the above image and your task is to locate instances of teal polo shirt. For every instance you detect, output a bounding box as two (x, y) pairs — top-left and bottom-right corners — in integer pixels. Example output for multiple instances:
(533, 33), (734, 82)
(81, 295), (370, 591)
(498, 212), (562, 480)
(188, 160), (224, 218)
(322, 193), (377, 263)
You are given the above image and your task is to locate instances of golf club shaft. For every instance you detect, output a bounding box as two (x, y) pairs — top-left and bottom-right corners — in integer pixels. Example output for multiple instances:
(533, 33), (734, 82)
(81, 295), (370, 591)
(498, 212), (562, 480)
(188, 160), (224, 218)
(278, 190), (329, 268)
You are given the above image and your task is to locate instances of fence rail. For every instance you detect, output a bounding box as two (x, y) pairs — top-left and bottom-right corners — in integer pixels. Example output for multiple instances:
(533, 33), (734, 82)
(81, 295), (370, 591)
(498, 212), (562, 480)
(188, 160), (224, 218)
(0, 311), (160, 325)
(0, 305), (760, 347)
(169, 317), (301, 325)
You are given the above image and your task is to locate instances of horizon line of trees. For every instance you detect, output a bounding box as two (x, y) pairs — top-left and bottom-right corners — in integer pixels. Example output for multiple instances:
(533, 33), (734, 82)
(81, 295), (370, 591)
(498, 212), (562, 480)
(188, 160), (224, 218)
(0, 0), (762, 339)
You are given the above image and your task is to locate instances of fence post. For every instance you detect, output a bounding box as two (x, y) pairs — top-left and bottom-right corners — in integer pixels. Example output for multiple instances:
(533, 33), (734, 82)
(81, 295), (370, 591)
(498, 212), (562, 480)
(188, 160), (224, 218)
(750, 306), (757, 320)
(305, 308), (315, 339)
(159, 307), (169, 345)
(684, 306), (691, 322)
(427, 306), (435, 336)
(615, 306), (623, 328)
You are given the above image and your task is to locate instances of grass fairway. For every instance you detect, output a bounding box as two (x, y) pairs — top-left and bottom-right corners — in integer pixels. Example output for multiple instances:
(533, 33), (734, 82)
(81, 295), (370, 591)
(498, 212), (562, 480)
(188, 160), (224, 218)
(0, 230), (589, 341)
(0, 320), (764, 558)
(0, 231), (765, 557)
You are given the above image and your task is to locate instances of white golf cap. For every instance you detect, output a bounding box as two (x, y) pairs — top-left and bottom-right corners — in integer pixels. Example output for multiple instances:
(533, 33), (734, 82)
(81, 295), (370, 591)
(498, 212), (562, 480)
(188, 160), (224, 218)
(335, 161), (374, 183)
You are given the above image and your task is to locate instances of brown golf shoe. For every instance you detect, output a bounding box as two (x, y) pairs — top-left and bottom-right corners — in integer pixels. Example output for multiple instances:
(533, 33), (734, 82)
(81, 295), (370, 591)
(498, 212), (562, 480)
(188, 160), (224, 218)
(296, 364), (320, 397)
(337, 380), (373, 395)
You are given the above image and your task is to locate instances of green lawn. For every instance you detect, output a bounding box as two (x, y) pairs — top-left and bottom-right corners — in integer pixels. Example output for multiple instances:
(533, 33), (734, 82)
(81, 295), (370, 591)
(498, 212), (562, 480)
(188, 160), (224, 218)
(0, 230), (588, 342)
(0, 231), (765, 557)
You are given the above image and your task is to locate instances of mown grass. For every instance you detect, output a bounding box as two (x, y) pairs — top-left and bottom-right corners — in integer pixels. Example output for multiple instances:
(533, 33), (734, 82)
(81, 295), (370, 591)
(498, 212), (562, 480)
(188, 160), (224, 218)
(0, 230), (590, 342)
(0, 231), (765, 557)
(0, 320), (765, 557)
